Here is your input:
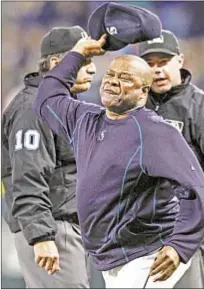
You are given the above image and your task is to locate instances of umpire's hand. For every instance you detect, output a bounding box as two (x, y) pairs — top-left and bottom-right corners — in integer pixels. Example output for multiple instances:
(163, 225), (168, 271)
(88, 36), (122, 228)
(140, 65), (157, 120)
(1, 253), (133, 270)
(150, 245), (180, 281)
(34, 241), (60, 275)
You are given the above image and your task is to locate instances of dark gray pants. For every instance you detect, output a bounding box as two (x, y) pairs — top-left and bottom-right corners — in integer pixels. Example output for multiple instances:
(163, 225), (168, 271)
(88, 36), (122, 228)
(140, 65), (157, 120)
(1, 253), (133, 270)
(14, 220), (90, 288)
(88, 255), (105, 288)
(175, 245), (204, 288)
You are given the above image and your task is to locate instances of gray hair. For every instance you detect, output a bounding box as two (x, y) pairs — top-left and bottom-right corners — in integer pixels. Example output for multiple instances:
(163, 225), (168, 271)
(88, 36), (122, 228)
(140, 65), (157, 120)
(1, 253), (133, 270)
(38, 52), (67, 75)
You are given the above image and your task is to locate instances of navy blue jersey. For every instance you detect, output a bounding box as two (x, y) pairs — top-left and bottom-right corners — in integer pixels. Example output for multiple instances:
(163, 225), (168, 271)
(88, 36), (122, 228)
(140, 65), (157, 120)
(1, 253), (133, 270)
(34, 52), (204, 270)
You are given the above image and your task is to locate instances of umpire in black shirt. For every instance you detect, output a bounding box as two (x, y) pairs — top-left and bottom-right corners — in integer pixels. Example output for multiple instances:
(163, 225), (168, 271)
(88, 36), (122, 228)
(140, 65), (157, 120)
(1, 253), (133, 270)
(2, 26), (96, 288)
(139, 29), (204, 289)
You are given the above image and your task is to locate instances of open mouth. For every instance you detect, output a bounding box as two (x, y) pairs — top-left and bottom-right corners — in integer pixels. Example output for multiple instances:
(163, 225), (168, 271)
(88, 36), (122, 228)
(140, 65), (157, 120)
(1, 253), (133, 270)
(103, 88), (118, 95)
(77, 79), (92, 84)
(153, 78), (168, 86)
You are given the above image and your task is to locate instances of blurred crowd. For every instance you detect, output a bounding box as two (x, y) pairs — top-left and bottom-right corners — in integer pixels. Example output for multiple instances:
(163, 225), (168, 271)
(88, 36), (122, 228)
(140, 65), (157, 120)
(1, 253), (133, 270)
(2, 1), (204, 287)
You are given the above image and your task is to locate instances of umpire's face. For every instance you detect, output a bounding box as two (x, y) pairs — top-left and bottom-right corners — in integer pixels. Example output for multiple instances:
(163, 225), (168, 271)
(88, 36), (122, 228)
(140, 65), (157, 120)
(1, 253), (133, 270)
(100, 55), (152, 114)
(71, 58), (96, 93)
(143, 52), (184, 94)
(50, 55), (96, 94)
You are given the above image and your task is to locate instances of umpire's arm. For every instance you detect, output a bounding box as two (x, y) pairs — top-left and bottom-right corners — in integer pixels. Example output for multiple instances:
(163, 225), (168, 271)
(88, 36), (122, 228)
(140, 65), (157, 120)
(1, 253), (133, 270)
(9, 109), (57, 245)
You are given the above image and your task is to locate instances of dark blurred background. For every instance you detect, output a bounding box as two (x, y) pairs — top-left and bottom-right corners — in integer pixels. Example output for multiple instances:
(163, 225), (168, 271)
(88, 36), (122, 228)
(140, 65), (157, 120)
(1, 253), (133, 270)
(2, 1), (204, 287)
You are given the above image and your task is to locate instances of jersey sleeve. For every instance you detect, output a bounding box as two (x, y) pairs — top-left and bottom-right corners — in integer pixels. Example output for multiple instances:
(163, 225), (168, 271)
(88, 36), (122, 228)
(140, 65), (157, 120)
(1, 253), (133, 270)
(34, 51), (101, 146)
(143, 118), (204, 263)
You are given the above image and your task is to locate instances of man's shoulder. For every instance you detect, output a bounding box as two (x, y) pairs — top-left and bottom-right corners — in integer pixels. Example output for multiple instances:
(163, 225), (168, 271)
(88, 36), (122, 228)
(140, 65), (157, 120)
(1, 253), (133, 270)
(137, 107), (165, 124)
(184, 83), (204, 114)
(189, 83), (204, 103)
(3, 84), (37, 118)
(4, 72), (42, 116)
(2, 85), (53, 138)
(136, 107), (179, 138)
(189, 82), (204, 94)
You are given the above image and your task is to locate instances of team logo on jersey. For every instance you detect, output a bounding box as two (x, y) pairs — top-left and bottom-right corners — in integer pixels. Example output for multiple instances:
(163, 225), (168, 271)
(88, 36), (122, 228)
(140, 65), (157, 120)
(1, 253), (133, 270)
(106, 26), (118, 35)
(165, 119), (184, 133)
(97, 130), (107, 142)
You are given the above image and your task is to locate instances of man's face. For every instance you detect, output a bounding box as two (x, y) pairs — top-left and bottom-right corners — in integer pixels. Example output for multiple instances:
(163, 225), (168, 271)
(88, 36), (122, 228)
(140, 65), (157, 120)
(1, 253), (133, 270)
(100, 56), (151, 114)
(50, 56), (96, 93)
(71, 58), (96, 93)
(143, 52), (184, 94)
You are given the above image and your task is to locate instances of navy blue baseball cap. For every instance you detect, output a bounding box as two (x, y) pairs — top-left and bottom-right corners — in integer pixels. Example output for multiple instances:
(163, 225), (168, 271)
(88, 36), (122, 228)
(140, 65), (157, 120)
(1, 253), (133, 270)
(88, 2), (162, 51)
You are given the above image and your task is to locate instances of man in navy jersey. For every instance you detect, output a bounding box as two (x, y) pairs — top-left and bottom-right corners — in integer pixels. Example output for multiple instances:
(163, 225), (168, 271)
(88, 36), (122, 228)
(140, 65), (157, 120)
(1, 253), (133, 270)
(34, 35), (204, 288)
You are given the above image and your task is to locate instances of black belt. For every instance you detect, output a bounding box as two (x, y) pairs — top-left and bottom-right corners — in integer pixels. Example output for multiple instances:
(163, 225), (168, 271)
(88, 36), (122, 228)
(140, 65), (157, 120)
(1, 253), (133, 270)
(56, 213), (79, 225)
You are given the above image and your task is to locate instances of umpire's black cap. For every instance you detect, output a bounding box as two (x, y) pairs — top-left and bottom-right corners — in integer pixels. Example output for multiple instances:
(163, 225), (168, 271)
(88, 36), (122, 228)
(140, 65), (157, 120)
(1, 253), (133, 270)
(139, 30), (181, 57)
(88, 2), (162, 51)
(40, 26), (88, 57)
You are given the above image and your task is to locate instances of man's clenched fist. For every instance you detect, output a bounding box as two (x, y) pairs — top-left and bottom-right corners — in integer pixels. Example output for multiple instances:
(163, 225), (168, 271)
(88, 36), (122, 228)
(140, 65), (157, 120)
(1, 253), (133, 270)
(71, 34), (107, 58)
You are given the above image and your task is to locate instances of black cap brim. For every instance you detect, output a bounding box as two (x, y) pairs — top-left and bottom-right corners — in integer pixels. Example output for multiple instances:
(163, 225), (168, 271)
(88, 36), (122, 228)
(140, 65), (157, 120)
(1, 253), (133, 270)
(140, 48), (177, 57)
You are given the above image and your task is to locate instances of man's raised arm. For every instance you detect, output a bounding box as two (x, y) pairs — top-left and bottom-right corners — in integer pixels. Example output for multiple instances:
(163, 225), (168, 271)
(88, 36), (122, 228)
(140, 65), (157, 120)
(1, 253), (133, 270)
(33, 35), (106, 143)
